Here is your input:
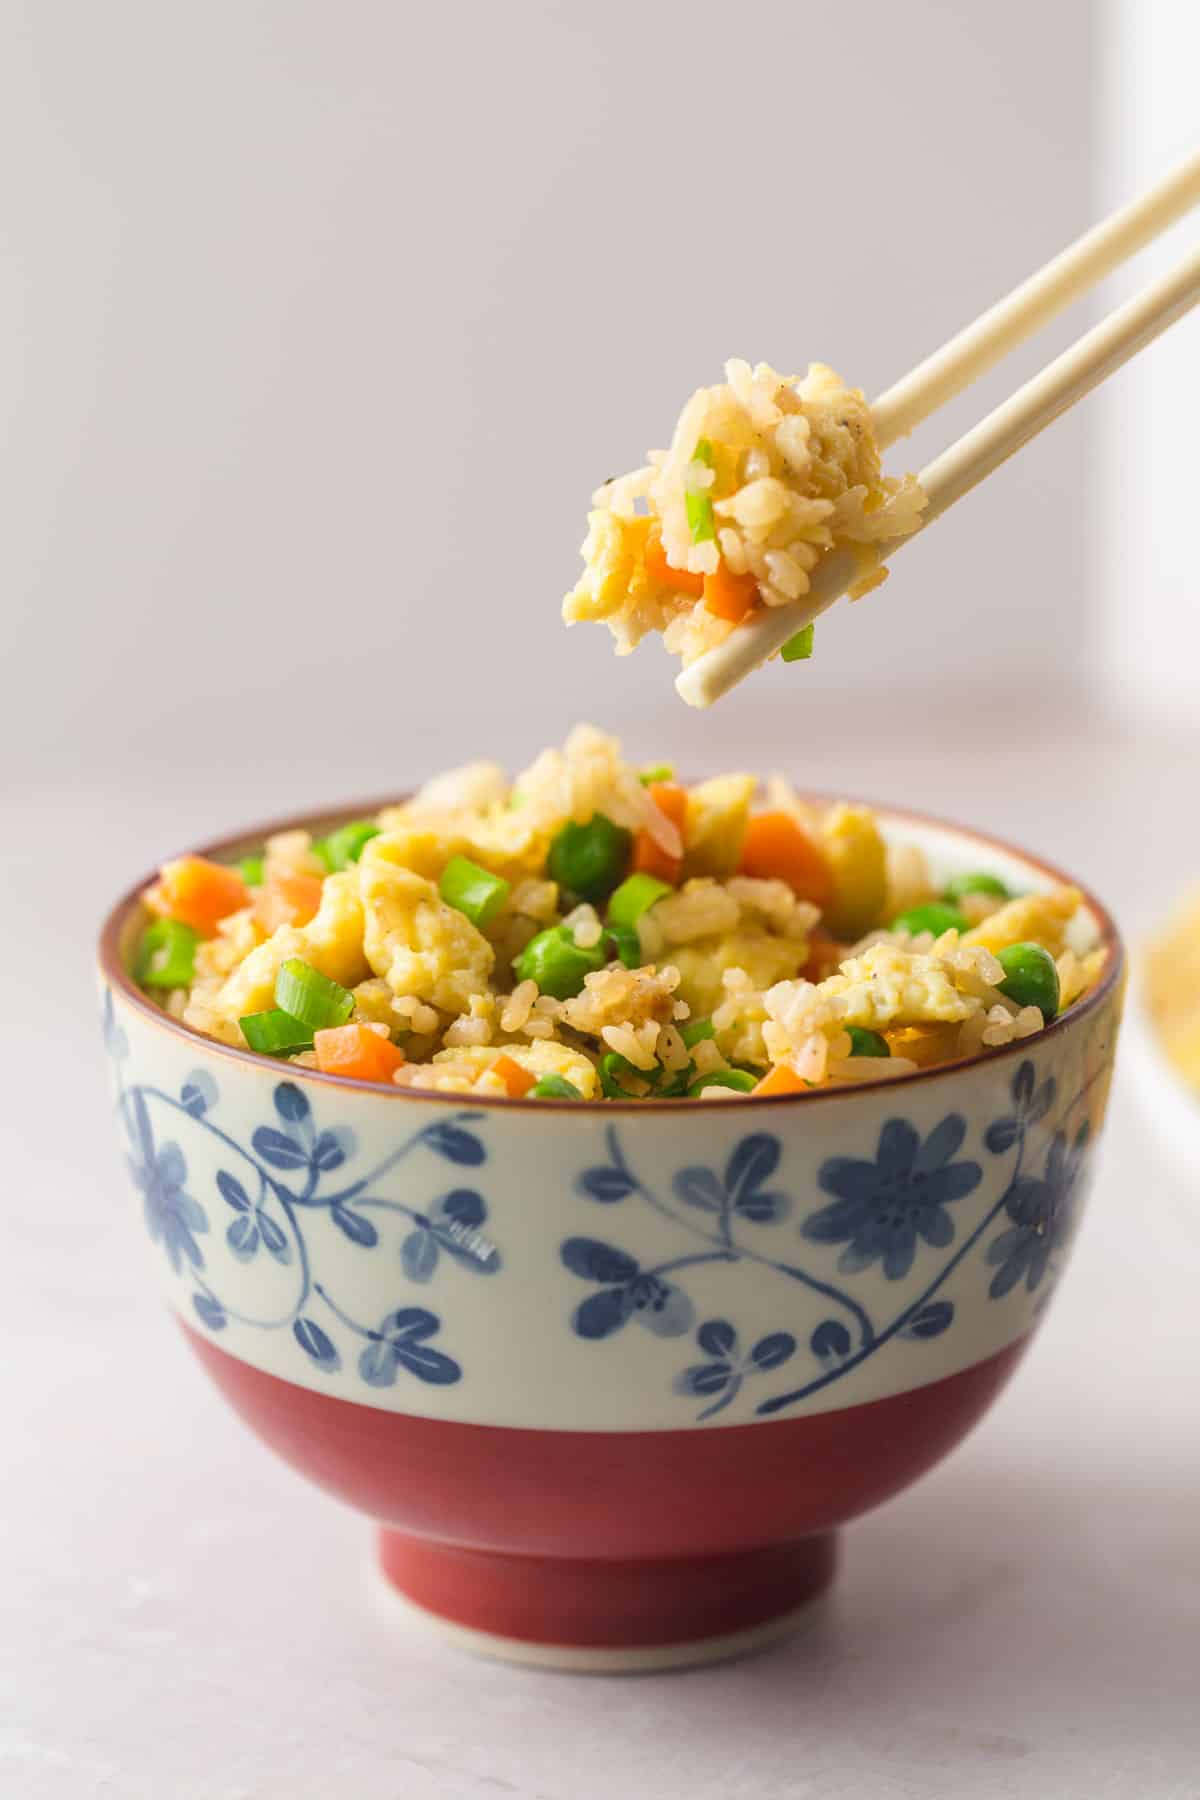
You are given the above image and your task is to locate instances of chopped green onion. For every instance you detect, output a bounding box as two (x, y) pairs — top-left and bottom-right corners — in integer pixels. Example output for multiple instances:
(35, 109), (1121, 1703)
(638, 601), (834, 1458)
(135, 918), (200, 990)
(514, 925), (608, 1000)
(654, 1061), (695, 1098)
(638, 763), (675, 785)
(943, 871), (1012, 902)
(274, 958), (355, 1030)
(685, 437), (716, 544)
(236, 854), (264, 887)
(546, 814), (632, 903)
(891, 902), (970, 937)
(846, 1026), (890, 1059)
(529, 1075), (583, 1100)
(605, 923), (643, 969)
(439, 855), (512, 929)
(607, 872), (672, 928)
(598, 1051), (647, 1098)
(780, 623), (815, 662)
(680, 1016), (715, 1049)
(239, 1010), (315, 1055)
(313, 820), (381, 872)
(688, 1069), (758, 1096)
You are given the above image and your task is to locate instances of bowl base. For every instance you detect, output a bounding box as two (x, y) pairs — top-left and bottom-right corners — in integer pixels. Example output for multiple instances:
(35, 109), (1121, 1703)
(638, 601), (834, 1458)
(374, 1529), (837, 1673)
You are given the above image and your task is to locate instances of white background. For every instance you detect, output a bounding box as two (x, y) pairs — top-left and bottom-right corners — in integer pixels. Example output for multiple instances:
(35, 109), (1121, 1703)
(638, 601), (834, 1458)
(4, 2), (1199, 1796)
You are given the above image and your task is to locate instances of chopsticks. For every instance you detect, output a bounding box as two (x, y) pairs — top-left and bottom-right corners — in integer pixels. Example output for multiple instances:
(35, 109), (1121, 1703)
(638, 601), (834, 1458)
(675, 150), (1200, 710)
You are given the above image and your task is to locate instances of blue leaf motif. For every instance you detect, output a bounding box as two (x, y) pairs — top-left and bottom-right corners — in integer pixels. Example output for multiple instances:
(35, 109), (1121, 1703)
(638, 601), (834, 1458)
(561, 1238), (639, 1284)
(293, 1317), (341, 1371)
(573, 1288), (634, 1339)
(401, 1229), (439, 1283)
(901, 1300), (954, 1340)
(751, 1331), (796, 1371)
(274, 1082), (311, 1125)
(734, 1189), (790, 1225)
(577, 1166), (635, 1203)
(331, 1205), (378, 1248)
(725, 1134), (780, 1205)
(227, 1213), (259, 1261)
(672, 1167), (726, 1213)
(697, 1318), (738, 1358)
(632, 1278), (694, 1338)
(1013, 1061), (1035, 1108)
(424, 1120), (485, 1165)
(181, 1072), (217, 1117)
(252, 1127), (308, 1171)
(391, 1341), (461, 1385)
(192, 1293), (227, 1331)
(811, 1319), (852, 1361)
(359, 1340), (398, 1387)
(312, 1131), (347, 1173)
(438, 1189), (485, 1231)
(985, 1118), (1020, 1155)
(257, 1213), (290, 1263)
(674, 1361), (734, 1397)
(216, 1171), (251, 1212)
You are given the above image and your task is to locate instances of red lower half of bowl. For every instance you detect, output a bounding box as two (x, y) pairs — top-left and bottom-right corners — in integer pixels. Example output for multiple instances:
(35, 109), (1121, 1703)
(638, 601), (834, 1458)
(185, 1324), (1027, 1668)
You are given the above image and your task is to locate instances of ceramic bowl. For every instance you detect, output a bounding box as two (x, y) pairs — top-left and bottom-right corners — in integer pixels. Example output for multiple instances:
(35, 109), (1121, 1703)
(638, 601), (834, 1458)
(98, 801), (1124, 1672)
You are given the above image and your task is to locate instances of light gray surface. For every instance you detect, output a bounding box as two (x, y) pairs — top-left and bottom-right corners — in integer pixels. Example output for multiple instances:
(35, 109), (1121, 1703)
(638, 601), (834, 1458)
(6, 707), (1200, 1800)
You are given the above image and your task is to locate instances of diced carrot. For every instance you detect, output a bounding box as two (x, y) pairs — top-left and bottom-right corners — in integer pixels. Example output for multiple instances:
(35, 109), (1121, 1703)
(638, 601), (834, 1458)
(254, 871), (325, 934)
(884, 1024), (958, 1069)
(313, 1024), (406, 1083)
(703, 561), (760, 622)
(739, 811), (833, 908)
(491, 1053), (537, 1097)
(753, 1063), (808, 1097)
(144, 856), (250, 937)
(644, 533), (705, 598)
(633, 780), (688, 883)
(801, 928), (849, 985)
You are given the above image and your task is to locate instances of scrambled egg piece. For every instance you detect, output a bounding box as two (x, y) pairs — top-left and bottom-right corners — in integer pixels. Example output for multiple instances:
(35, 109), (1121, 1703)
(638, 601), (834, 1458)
(820, 804), (888, 939)
(682, 775), (756, 879)
(671, 928), (809, 1022)
(963, 887), (1081, 958)
(194, 872), (369, 1038)
(359, 838), (494, 1016)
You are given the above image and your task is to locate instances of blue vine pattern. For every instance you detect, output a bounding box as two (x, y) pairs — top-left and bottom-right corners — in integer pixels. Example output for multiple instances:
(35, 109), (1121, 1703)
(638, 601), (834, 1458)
(564, 1055), (1105, 1420)
(104, 992), (495, 1391)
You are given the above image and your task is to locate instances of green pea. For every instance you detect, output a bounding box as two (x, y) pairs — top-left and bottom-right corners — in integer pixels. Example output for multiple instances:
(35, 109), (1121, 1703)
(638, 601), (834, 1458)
(943, 872), (1011, 903)
(680, 1016), (715, 1049)
(546, 813), (632, 902)
(891, 901), (970, 938)
(688, 1069), (758, 1096)
(996, 942), (1060, 1019)
(528, 1075), (583, 1100)
(846, 1026), (890, 1059)
(513, 925), (607, 1000)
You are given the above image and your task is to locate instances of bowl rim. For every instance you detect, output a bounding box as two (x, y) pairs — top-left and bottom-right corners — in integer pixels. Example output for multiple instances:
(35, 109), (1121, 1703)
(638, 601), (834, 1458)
(97, 792), (1125, 1112)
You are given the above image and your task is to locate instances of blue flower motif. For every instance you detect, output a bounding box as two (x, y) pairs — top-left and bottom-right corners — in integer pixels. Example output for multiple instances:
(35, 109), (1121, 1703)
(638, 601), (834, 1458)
(804, 1115), (982, 1280)
(561, 1238), (694, 1340)
(126, 1089), (208, 1274)
(101, 989), (129, 1062)
(400, 1189), (500, 1282)
(986, 1123), (1089, 1298)
(673, 1318), (796, 1419)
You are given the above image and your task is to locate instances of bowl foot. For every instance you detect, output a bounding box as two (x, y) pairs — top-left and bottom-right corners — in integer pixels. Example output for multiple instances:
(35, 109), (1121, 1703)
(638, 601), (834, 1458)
(375, 1530), (837, 1672)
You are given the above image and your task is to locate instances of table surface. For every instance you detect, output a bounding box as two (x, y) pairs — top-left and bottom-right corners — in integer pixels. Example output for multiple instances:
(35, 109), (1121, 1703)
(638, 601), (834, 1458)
(8, 705), (1200, 1800)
